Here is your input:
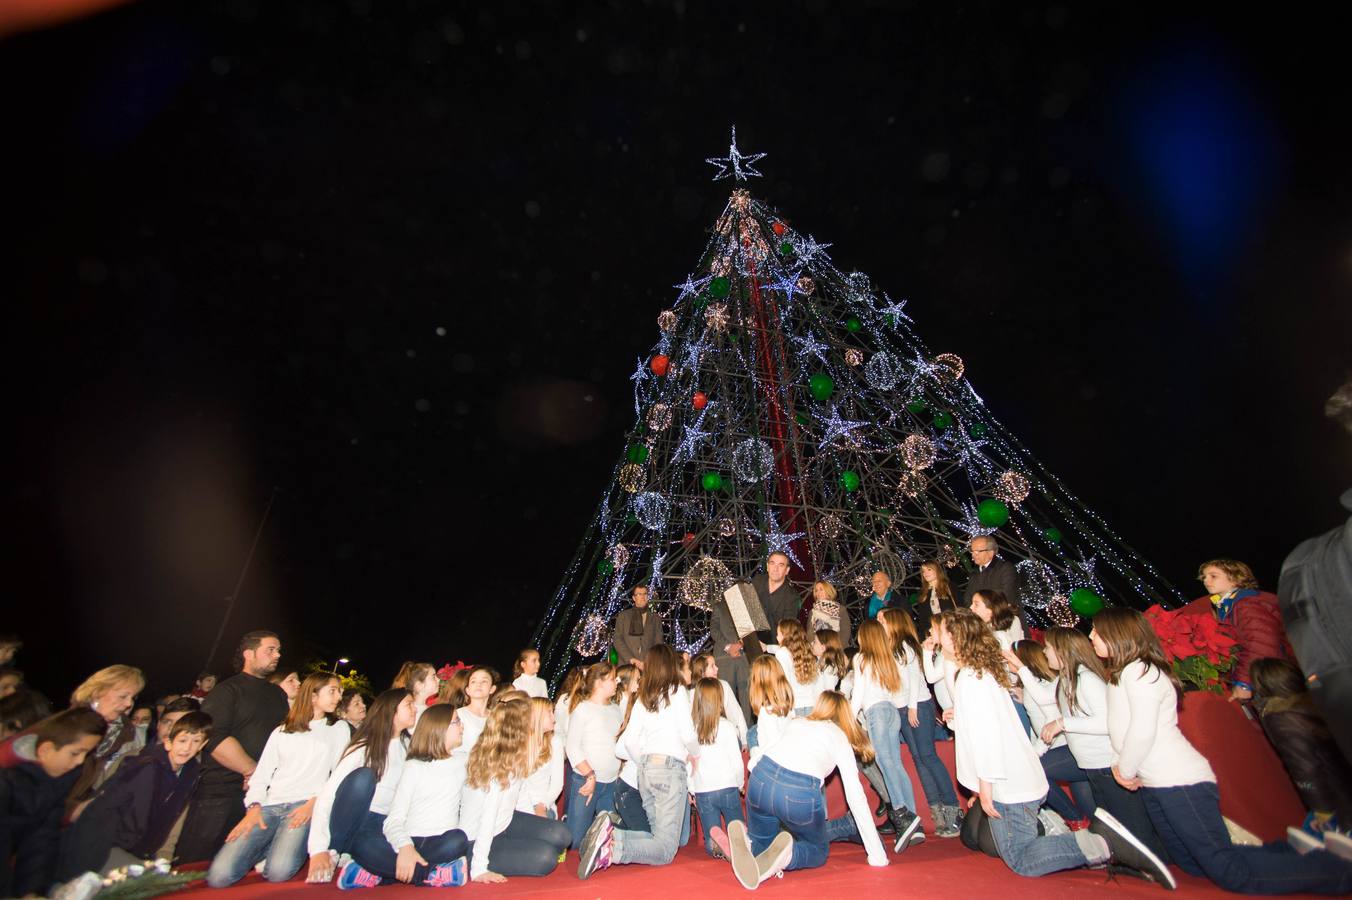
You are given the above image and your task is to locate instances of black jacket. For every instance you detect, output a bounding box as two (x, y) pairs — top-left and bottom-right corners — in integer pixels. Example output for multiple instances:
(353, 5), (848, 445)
(0, 759), (77, 897)
(56, 743), (201, 881)
(1259, 697), (1352, 822)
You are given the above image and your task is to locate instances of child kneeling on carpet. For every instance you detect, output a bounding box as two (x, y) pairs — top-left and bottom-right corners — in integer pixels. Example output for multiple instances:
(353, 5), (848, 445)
(564, 662), (621, 850)
(0, 707), (106, 897)
(337, 703), (471, 888)
(307, 689), (418, 883)
(207, 673), (348, 887)
(715, 690), (888, 889)
(937, 609), (1174, 887)
(460, 696), (571, 883)
(56, 711), (211, 881)
(1090, 607), (1352, 895)
(690, 677), (745, 859)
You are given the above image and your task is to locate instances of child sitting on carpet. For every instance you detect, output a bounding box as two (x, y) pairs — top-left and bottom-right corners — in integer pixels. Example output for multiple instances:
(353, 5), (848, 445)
(517, 697), (563, 820)
(938, 609), (1174, 886)
(689, 677), (745, 859)
(1091, 607), (1352, 894)
(0, 707), (106, 897)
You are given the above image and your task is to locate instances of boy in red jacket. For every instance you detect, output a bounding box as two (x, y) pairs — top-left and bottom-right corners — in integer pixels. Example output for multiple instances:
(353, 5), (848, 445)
(1181, 558), (1293, 702)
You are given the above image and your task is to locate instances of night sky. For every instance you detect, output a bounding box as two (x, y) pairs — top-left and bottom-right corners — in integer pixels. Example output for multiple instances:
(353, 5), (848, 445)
(5, 1), (1350, 704)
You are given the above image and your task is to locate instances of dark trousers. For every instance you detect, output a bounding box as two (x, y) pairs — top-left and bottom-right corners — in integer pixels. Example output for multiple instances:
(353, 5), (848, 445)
(328, 767), (380, 853)
(898, 698), (960, 806)
(1039, 746), (1094, 822)
(614, 779), (650, 832)
(1143, 782), (1352, 895)
(1084, 767), (1168, 861)
(564, 775), (615, 850)
(469, 811), (570, 877)
(351, 828), (467, 884)
(174, 787), (243, 865)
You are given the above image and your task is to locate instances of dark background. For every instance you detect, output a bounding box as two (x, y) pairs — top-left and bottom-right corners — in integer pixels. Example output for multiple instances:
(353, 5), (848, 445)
(4, 1), (1350, 704)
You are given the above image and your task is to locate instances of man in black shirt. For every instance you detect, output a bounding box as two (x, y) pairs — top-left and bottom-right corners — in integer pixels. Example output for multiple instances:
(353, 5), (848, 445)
(751, 551), (804, 645)
(174, 630), (288, 864)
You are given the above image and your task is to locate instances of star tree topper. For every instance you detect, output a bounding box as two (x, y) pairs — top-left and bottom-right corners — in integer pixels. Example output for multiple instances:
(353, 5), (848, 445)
(706, 126), (766, 182)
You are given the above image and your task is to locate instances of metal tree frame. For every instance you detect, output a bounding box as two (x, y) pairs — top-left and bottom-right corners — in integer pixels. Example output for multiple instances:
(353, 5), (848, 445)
(534, 183), (1183, 683)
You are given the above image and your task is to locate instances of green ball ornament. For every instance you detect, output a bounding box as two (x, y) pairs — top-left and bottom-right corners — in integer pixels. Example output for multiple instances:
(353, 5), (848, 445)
(596, 558), (614, 576)
(779, 240), (795, 257)
(933, 411), (955, 430)
(968, 422), (987, 438)
(607, 647), (619, 665)
(839, 470), (861, 492)
(795, 412), (809, 426)
(976, 498), (1009, 527)
(701, 471), (724, 492)
(808, 373), (835, 402)
(1044, 527), (1063, 544)
(845, 317), (862, 333)
(909, 592), (921, 606)
(626, 444), (649, 464)
(709, 276), (731, 298)
(1069, 588), (1105, 617)
(905, 397), (927, 414)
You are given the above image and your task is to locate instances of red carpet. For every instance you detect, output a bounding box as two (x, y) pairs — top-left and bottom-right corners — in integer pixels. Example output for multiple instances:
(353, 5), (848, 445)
(181, 834), (1325, 899)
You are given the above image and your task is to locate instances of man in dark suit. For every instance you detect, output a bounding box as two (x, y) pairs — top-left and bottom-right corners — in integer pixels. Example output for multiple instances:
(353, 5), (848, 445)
(710, 594), (753, 723)
(962, 534), (1027, 630)
(750, 551), (803, 644)
(612, 585), (663, 668)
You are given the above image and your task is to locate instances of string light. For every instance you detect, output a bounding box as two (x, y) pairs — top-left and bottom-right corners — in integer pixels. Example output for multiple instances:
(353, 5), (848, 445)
(634, 492), (670, 531)
(608, 544), (630, 569)
(618, 464), (645, 493)
(574, 614), (611, 656)
(817, 513), (843, 540)
(658, 309), (677, 331)
(706, 126), (767, 182)
(865, 351), (902, 391)
(705, 303), (730, 332)
(844, 348), (863, 366)
(901, 434), (937, 470)
(679, 556), (734, 610)
(733, 438), (775, 481)
(646, 403), (673, 431)
(897, 469), (928, 498)
(1047, 594), (1079, 627)
(718, 517), (737, 537)
(995, 470), (1032, 504)
(932, 352), (965, 384)
(797, 275), (816, 295)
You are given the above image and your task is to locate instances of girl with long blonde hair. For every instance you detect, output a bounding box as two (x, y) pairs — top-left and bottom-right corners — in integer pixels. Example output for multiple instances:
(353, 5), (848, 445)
(851, 619), (921, 848)
(764, 618), (828, 715)
(460, 697), (570, 883)
(689, 678), (745, 859)
(517, 697), (563, 821)
(712, 690), (886, 888)
(746, 653), (793, 764)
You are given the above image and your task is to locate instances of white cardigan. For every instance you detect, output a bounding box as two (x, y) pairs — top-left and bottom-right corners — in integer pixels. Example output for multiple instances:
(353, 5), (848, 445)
(1107, 661), (1214, 788)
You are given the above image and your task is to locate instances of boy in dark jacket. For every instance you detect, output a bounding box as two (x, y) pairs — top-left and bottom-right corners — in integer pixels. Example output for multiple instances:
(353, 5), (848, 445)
(56, 711), (212, 880)
(0, 707), (107, 897)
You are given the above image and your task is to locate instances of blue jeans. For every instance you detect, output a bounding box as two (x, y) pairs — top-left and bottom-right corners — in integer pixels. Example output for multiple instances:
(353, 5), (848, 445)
(694, 788), (744, 856)
(468, 811), (569, 877)
(1012, 699), (1033, 738)
(612, 757), (687, 866)
(565, 774), (615, 850)
(747, 757), (831, 871)
(897, 699), (958, 806)
(614, 778), (649, 832)
(206, 800), (312, 887)
(865, 703), (916, 813)
(986, 796), (1091, 877)
(747, 723), (759, 750)
(1039, 746), (1093, 822)
(327, 767), (381, 854)
(1084, 767), (1168, 861)
(1142, 782), (1352, 895)
(350, 829), (468, 884)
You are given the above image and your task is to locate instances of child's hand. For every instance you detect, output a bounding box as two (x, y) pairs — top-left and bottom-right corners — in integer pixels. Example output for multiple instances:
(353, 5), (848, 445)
(288, 798), (316, 829)
(941, 708), (955, 724)
(225, 806), (264, 843)
(475, 872), (508, 884)
(395, 844), (428, 883)
(1000, 649), (1022, 671)
(1040, 720), (1063, 744)
(1111, 765), (1142, 791)
(908, 708), (919, 728)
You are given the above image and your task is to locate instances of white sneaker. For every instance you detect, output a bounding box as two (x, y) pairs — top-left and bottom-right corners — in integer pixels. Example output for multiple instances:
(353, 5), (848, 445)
(1287, 827), (1324, 856)
(1324, 831), (1352, 862)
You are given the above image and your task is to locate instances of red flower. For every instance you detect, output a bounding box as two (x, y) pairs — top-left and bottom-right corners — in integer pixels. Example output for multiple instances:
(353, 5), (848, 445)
(437, 660), (471, 681)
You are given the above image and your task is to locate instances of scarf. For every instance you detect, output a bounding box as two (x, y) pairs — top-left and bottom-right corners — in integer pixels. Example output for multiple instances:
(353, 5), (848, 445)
(1210, 588), (1259, 623)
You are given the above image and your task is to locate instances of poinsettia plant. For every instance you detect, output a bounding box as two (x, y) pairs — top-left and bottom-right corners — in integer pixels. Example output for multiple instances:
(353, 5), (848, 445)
(1143, 604), (1238, 694)
(438, 661), (472, 682)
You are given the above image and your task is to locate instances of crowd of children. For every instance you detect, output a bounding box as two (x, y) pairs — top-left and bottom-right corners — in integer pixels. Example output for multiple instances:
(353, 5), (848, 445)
(2, 550), (1352, 895)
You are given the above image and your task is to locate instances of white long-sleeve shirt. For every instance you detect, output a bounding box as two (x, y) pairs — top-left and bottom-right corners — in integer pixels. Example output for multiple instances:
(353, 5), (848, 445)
(553, 694), (573, 744)
(382, 755), (467, 850)
(1015, 668), (1065, 754)
(244, 719), (348, 808)
(761, 720), (887, 867)
(747, 710), (789, 770)
(517, 734), (565, 814)
(454, 708), (487, 759)
(1056, 666), (1113, 769)
(308, 737), (409, 854)
(718, 679), (748, 747)
(899, 645), (930, 709)
(1107, 661), (1215, 788)
(951, 668), (1049, 804)
(565, 700), (623, 782)
(690, 719), (745, 794)
(618, 688), (700, 763)
(512, 674), (548, 699)
(765, 645), (828, 711)
(992, 620), (1025, 652)
(459, 778), (522, 879)
(922, 649), (954, 710)
(849, 656), (907, 718)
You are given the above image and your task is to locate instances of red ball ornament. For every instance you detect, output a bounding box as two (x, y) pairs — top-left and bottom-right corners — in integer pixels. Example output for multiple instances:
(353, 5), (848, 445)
(650, 355), (670, 376)
(772, 220), (787, 236)
(682, 532), (697, 547)
(692, 391), (708, 410)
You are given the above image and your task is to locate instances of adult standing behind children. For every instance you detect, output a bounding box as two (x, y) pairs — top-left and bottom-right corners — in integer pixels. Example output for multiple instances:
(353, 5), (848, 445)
(175, 630), (289, 864)
(612, 586), (664, 669)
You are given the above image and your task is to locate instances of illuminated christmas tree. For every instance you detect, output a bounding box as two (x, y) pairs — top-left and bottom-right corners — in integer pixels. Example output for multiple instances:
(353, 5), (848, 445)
(534, 129), (1183, 682)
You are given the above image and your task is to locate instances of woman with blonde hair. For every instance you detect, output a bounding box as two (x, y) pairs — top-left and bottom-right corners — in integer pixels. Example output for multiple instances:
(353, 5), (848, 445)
(68, 665), (146, 806)
(809, 580), (851, 647)
(460, 696), (570, 882)
(715, 690), (887, 888)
